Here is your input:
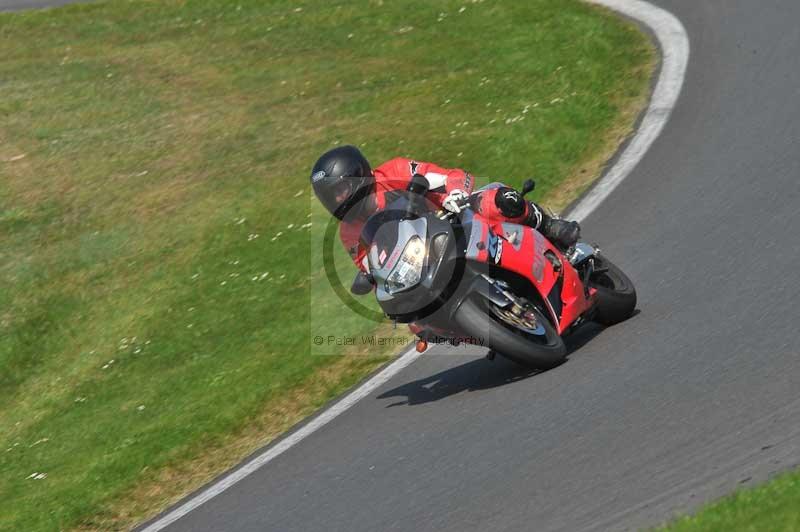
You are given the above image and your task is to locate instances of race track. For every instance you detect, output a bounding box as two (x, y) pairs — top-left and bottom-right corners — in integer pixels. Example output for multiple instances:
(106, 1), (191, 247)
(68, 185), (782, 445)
(7, 0), (800, 530)
(0, 0), (77, 10)
(145, 2), (800, 530)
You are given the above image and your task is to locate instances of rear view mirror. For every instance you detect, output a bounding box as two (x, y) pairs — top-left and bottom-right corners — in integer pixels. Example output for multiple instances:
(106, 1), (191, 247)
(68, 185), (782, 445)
(350, 271), (374, 295)
(521, 179), (536, 197)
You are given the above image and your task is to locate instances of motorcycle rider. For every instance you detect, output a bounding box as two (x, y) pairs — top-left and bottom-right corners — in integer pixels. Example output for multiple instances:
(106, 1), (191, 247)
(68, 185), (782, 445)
(310, 145), (581, 277)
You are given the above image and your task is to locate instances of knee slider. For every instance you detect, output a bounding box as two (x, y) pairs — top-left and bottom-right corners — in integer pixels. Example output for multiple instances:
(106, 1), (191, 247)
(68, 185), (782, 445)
(494, 187), (526, 217)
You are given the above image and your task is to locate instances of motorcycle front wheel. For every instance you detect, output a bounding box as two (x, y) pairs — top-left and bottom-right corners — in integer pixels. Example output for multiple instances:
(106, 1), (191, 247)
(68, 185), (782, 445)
(453, 296), (566, 370)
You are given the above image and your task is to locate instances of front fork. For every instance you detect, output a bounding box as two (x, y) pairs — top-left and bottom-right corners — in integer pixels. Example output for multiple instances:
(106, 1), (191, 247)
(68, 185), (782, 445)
(567, 242), (603, 297)
(410, 274), (523, 347)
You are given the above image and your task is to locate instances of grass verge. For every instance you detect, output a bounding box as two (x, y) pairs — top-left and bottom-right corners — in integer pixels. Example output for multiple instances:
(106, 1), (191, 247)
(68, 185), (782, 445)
(0, 0), (653, 529)
(659, 468), (800, 532)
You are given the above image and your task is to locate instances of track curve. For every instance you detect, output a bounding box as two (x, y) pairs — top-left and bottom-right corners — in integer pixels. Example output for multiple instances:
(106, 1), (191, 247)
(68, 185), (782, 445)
(146, 1), (800, 531)
(8, 0), (800, 530)
(144, 2), (800, 530)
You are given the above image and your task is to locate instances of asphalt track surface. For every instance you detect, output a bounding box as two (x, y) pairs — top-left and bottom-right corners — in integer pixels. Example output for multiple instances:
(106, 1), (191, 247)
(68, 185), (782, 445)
(6, 1), (800, 530)
(0, 0), (75, 10)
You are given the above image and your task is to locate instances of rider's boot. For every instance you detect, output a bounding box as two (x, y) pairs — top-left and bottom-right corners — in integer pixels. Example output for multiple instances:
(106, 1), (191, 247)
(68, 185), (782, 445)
(522, 202), (581, 250)
(541, 214), (581, 250)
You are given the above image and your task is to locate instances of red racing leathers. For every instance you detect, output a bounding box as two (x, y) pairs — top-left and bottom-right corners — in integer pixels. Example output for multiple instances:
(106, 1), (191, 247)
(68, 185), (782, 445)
(340, 158), (539, 272)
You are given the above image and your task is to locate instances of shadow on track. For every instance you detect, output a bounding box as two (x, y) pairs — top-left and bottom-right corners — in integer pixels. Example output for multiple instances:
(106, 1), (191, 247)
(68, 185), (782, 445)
(377, 321), (613, 407)
(377, 355), (538, 407)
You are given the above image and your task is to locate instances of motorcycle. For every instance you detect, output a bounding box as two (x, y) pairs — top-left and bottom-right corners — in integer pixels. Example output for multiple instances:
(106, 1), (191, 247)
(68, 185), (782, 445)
(353, 175), (637, 370)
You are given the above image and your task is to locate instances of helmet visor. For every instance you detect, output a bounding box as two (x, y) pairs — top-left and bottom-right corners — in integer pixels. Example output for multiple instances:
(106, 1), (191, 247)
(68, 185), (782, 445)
(331, 180), (354, 205)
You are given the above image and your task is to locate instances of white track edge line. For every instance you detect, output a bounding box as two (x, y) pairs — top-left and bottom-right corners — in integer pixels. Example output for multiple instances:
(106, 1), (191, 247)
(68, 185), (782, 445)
(139, 347), (424, 531)
(569, 0), (689, 222)
(140, 2), (688, 529)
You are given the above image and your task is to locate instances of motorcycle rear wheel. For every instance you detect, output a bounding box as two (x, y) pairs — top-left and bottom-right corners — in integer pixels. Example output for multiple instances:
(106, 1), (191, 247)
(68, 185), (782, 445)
(590, 255), (637, 325)
(454, 296), (566, 370)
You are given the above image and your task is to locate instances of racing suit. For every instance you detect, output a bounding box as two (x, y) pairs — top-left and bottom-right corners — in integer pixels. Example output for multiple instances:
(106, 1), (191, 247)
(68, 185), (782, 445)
(340, 157), (579, 272)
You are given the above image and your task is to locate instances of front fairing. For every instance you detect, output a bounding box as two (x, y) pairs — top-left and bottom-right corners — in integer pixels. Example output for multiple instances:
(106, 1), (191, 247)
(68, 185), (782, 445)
(363, 205), (463, 322)
(360, 199), (594, 332)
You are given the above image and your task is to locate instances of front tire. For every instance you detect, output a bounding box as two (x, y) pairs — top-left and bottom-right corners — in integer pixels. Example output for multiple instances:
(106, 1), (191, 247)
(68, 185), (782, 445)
(590, 255), (637, 325)
(453, 297), (566, 370)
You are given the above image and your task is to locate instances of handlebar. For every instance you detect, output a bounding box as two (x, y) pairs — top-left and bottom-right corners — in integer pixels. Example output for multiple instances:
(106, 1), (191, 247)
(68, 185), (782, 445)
(437, 197), (471, 220)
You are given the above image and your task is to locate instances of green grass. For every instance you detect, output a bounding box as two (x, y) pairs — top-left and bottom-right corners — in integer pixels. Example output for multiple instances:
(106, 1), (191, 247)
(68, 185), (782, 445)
(0, 0), (652, 529)
(660, 468), (800, 532)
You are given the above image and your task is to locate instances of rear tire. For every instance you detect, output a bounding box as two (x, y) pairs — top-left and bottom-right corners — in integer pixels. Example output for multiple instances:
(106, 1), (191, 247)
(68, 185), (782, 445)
(453, 297), (566, 370)
(590, 255), (637, 325)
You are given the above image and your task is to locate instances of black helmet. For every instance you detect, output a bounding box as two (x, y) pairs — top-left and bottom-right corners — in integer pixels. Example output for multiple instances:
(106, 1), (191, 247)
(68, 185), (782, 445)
(310, 145), (374, 220)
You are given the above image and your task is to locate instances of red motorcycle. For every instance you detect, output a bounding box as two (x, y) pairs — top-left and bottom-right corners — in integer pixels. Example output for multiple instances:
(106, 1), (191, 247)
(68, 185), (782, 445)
(356, 176), (637, 369)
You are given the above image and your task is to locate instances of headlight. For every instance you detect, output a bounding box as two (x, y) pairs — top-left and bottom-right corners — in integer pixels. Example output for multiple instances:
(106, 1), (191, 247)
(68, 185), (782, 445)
(385, 236), (426, 294)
